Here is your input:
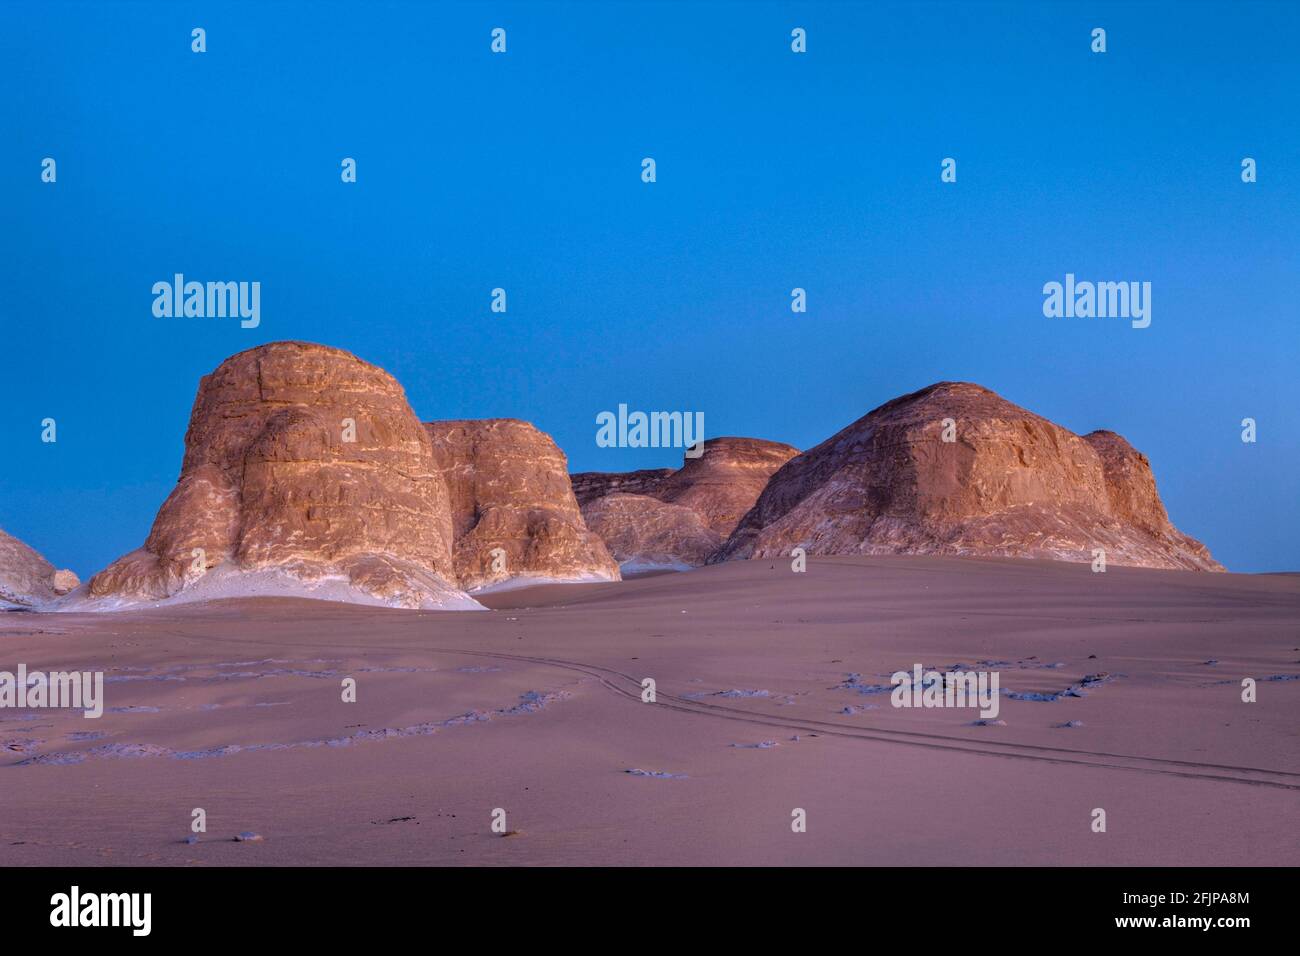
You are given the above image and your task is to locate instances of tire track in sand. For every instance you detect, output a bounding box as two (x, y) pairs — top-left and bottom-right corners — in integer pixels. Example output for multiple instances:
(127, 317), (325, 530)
(431, 646), (1300, 792)
(149, 628), (1300, 792)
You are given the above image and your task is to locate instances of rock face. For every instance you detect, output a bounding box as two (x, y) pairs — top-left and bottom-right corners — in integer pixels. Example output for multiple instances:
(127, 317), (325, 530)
(571, 469), (674, 507)
(715, 382), (1222, 571)
(581, 494), (722, 571)
(85, 342), (478, 610)
(653, 437), (801, 537)
(424, 418), (620, 590)
(1082, 430), (1220, 570)
(574, 437), (800, 569)
(0, 528), (79, 608)
(51, 569), (80, 595)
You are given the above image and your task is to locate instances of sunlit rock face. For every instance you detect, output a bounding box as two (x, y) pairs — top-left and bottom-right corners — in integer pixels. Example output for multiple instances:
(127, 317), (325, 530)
(716, 382), (1222, 572)
(85, 342), (477, 610)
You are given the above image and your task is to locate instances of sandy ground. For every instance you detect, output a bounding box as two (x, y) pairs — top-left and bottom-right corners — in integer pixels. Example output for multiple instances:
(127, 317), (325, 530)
(1, 555), (1296, 866)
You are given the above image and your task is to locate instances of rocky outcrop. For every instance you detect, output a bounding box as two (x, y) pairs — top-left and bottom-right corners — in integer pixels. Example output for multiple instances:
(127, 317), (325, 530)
(51, 569), (81, 595)
(652, 437), (801, 537)
(715, 382), (1222, 571)
(0, 529), (79, 608)
(424, 418), (619, 591)
(581, 494), (722, 571)
(83, 342), (479, 610)
(574, 437), (799, 569)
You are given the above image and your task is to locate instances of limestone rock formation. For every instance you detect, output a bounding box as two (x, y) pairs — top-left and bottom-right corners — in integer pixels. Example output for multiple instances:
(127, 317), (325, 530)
(424, 418), (620, 590)
(51, 569), (80, 595)
(715, 382), (1222, 571)
(652, 437), (801, 537)
(573, 437), (799, 569)
(1082, 430), (1220, 570)
(0, 528), (79, 608)
(84, 342), (479, 610)
(581, 494), (722, 571)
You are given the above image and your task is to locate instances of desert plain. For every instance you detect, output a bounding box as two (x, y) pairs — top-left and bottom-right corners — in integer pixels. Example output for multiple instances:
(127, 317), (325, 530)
(2, 554), (1296, 867)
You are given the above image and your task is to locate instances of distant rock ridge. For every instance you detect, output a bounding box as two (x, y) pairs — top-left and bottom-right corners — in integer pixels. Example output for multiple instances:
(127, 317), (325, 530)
(27, 356), (1224, 611)
(571, 469), (674, 506)
(424, 418), (619, 591)
(653, 437), (802, 537)
(715, 382), (1222, 571)
(0, 529), (79, 608)
(574, 437), (801, 570)
(581, 494), (722, 571)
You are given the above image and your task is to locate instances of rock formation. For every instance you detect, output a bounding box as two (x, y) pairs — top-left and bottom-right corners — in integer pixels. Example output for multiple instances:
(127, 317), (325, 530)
(84, 342), (478, 610)
(0, 528), (79, 608)
(51, 569), (81, 595)
(424, 418), (619, 590)
(40, 357), (1223, 611)
(715, 382), (1222, 571)
(573, 437), (800, 569)
(1082, 430), (1220, 569)
(652, 437), (801, 537)
(581, 494), (722, 571)
(571, 469), (674, 506)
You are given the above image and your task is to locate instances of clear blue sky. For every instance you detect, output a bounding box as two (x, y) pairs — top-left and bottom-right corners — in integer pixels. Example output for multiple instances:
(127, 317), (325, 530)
(2, 1), (1296, 575)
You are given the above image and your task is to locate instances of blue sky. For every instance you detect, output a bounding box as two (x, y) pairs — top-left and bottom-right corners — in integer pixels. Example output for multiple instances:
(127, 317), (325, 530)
(1, 1), (1296, 575)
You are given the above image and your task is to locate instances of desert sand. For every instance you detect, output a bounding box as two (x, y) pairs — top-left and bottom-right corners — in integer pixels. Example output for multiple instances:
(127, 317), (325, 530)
(2, 555), (1295, 866)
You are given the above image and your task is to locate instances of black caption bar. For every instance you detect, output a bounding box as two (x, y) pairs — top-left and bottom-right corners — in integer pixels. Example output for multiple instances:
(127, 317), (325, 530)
(0, 866), (1289, 941)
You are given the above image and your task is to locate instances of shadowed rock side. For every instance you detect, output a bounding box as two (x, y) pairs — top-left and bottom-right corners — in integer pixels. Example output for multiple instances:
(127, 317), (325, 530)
(81, 342), (479, 610)
(0, 528), (79, 608)
(581, 494), (722, 571)
(715, 382), (1222, 571)
(574, 437), (800, 569)
(423, 418), (620, 591)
